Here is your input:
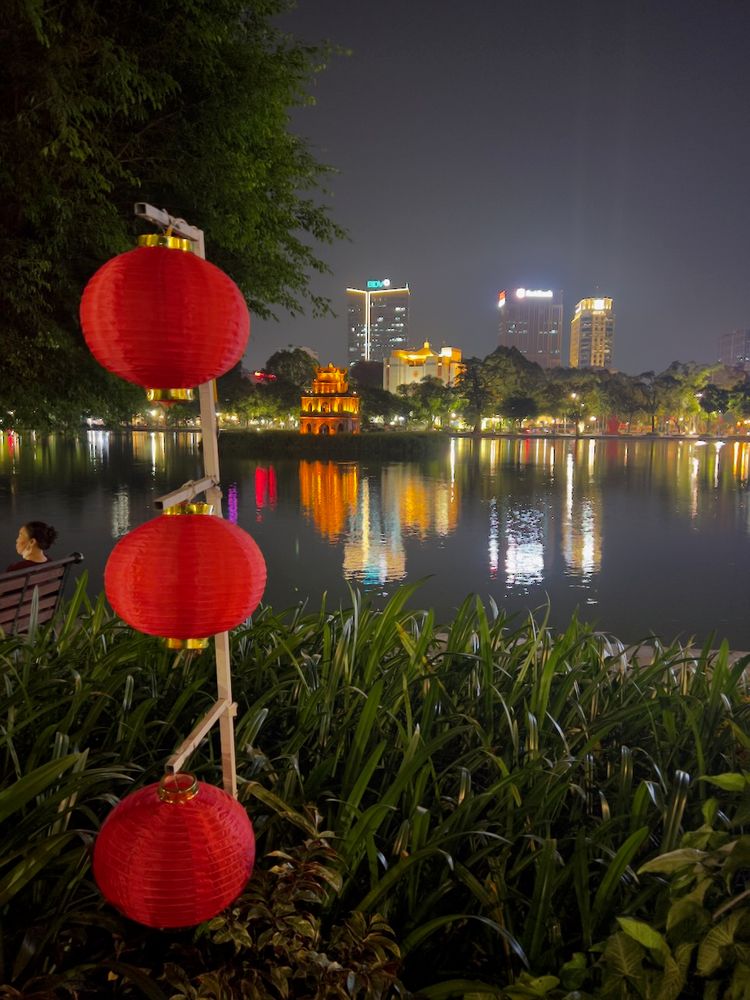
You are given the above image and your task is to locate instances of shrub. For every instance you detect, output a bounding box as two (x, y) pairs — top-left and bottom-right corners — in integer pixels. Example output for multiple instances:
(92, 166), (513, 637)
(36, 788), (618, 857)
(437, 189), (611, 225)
(1, 581), (749, 995)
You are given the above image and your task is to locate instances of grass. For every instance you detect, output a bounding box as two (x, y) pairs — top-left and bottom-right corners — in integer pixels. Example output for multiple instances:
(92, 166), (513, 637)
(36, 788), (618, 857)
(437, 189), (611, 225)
(1, 578), (749, 996)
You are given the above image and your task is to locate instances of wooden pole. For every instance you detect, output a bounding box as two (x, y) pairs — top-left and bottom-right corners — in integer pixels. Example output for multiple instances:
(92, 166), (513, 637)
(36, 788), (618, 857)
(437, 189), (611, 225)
(135, 203), (238, 798)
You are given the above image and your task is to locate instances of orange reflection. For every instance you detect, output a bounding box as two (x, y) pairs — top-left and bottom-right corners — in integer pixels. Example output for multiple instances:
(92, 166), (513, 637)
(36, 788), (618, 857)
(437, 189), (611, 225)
(299, 461), (358, 541)
(382, 466), (459, 539)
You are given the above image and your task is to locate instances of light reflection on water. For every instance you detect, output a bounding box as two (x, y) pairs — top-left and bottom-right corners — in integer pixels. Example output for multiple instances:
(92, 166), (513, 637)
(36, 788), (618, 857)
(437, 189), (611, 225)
(0, 432), (749, 646)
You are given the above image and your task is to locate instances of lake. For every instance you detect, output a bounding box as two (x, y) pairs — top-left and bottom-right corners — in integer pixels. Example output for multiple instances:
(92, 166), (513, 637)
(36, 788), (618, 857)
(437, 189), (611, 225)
(1, 431), (749, 647)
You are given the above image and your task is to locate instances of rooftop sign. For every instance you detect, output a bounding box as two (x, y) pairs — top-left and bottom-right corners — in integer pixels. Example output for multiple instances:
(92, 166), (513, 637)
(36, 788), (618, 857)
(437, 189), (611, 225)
(367, 278), (391, 289)
(515, 288), (553, 299)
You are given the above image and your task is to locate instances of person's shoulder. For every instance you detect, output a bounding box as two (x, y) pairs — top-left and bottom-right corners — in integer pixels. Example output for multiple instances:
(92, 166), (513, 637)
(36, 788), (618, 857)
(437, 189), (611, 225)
(5, 559), (35, 572)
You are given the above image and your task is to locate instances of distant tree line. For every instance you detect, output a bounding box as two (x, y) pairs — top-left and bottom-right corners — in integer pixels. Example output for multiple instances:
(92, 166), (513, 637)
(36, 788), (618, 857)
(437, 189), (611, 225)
(6, 334), (750, 435)
(449, 349), (750, 434)
(209, 347), (750, 436)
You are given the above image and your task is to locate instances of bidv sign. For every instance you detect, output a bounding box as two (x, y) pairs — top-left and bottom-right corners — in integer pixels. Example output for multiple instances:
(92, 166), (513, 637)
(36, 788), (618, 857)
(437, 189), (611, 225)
(367, 279), (392, 289)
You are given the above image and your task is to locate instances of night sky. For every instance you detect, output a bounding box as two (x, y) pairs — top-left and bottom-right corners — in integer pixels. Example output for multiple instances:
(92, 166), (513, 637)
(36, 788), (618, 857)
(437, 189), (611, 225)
(248, 0), (750, 376)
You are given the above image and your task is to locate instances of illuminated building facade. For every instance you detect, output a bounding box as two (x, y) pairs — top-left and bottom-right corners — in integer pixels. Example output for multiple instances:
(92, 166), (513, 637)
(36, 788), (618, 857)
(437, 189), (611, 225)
(570, 297), (615, 369)
(300, 364), (360, 435)
(718, 329), (750, 371)
(497, 288), (563, 369)
(347, 279), (410, 363)
(383, 341), (463, 392)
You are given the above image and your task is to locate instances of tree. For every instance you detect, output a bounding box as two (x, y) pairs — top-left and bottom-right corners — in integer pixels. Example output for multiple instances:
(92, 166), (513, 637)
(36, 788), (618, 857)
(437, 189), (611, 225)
(501, 394), (539, 428)
(265, 348), (318, 390)
(481, 347), (544, 408)
(728, 380), (750, 420)
(453, 348), (543, 433)
(0, 1), (344, 427)
(453, 357), (494, 434)
(699, 383), (730, 433)
(398, 376), (453, 428)
(354, 384), (405, 427)
(635, 371), (680, 433)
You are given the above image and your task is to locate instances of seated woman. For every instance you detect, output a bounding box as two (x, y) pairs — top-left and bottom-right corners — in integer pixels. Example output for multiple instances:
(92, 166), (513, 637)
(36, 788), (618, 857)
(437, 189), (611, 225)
(6, 521), (58, 572)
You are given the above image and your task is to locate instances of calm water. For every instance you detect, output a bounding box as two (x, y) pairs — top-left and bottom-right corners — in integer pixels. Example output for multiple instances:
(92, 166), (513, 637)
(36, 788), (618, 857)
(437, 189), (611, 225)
(1, 431), (749, 647)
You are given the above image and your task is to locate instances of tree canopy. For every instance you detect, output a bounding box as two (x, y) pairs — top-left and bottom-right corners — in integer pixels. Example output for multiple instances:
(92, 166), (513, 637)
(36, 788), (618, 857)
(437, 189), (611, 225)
(0, 0), (344, 428)
(265, 348), (319, 389)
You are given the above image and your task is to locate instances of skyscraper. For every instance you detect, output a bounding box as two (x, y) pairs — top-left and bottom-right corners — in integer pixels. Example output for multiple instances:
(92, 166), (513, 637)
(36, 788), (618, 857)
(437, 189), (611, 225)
(347, 279), (409, 363)
(718, 329), (750, 371)
(497, 288), (563, 369)
(570, 297), (615, 369)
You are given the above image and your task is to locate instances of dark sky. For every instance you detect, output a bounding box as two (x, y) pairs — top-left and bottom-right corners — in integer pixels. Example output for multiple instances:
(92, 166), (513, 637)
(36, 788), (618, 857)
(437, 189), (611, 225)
(247, 0), (750, 375)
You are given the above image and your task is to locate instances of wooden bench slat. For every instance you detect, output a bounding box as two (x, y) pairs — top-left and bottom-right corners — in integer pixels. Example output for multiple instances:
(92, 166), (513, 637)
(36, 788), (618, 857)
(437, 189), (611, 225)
(0, 577), (64, 599)
(0, 580), (65, 610)
(0, 554), (84, 635)
(0, 593), (60, 618)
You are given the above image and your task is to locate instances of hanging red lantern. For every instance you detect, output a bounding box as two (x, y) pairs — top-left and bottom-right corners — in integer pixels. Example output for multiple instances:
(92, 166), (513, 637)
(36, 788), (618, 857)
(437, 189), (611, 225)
(80, 234), (250, 401)
(105, 503), (266, 648)
(93, 772), (255, 928)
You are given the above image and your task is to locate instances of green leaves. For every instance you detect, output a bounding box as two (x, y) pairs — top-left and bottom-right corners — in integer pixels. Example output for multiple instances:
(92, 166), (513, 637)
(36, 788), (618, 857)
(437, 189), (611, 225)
(0, 752), (80, 824)
(3, 585), (750, 993)
(0, 0), (346, 427)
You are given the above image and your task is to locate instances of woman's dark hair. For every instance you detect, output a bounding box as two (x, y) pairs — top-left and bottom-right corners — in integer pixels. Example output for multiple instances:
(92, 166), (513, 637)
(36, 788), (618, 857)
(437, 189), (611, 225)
(25, 521), (58, 552)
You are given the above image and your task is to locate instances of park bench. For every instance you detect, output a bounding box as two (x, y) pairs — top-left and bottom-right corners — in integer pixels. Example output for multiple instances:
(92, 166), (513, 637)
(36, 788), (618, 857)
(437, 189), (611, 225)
(0, 553), (84, 635)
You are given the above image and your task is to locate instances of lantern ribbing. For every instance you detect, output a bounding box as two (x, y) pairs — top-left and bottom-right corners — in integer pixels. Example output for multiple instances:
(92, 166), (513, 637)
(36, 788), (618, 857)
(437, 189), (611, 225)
(105, 513), (266, 642)
(80, 243), (250, 390)
(93, 774), (255, 928)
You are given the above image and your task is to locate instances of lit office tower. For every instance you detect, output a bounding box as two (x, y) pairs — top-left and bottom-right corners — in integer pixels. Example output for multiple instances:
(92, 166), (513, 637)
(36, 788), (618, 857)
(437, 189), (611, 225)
(718, 329), (750, 371)
(570, 297), (615, 369)
(347, 279), (409, 363)
(497, 288), (563, 369)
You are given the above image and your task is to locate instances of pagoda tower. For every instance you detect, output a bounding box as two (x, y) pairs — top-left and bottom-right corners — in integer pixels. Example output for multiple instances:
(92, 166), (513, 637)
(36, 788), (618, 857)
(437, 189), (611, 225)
(300, 364), (361, 435)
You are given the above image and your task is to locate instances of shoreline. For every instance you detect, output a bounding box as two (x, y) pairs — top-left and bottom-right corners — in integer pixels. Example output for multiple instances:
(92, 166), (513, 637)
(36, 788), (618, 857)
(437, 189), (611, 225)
(6, 426), (749, 443)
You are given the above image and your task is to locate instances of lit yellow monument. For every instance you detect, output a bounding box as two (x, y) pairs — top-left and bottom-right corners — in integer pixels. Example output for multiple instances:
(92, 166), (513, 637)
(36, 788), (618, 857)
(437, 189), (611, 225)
(300, 364), (361, 435)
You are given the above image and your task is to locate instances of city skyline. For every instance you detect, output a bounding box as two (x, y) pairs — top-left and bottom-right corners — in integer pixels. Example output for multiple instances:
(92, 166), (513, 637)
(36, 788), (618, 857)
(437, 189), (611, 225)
(247, 0), (750, 377)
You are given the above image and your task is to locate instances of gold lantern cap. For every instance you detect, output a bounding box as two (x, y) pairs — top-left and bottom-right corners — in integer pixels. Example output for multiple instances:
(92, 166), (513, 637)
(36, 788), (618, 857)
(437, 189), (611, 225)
(137, 233), (194, 253)
(164, 637), (210, 650)
(146, 388), (195, 406)
(158, 772), (199, 803)
(162, 501), (214, 516)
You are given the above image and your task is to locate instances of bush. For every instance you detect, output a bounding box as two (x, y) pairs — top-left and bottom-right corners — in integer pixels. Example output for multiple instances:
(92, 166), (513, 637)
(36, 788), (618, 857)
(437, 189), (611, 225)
(1, 580), (749, 995)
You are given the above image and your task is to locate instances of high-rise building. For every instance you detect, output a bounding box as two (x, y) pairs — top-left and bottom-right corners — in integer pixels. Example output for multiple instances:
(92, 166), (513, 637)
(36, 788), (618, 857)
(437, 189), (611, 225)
(570, 297), (615, 369)
(497, 288), (563, 369)
(718, 329), (750, 371)
(347, 279), (409, 363)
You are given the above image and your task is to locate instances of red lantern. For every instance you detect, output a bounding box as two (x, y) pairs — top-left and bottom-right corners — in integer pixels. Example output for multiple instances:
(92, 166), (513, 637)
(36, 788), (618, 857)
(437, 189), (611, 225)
(93, 772), (255, 928)
(80, 234), (250, 399)
(105, 503), (266, 647)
